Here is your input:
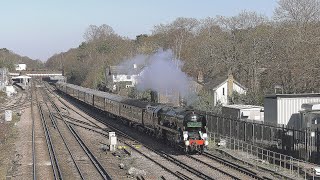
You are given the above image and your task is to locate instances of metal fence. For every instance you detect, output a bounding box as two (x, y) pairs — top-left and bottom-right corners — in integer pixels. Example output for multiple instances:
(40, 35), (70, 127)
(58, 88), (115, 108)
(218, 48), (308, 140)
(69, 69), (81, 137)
(208, 132), (319, 179)
(205, 113), (320, 164)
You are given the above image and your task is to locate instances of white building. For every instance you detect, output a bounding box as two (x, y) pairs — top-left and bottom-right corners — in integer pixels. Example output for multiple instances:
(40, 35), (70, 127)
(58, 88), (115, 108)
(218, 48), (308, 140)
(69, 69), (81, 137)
(264, 94), (320, 127)
(204, 73), (246, 106)
(106, 64), (143, 92)
(222, 104), (264, 121)
(12, 75), (32, 90)
(15, 64), (27, 71)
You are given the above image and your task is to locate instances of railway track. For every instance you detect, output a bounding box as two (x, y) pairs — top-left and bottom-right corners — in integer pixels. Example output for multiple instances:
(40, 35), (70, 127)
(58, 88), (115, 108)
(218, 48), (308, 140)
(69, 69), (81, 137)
(38, 102), (63, 179)
(44, 83), (192, 179)
(57, 113), (194, 180)
(45, 81), (275, 179)
(202, 152), (265, 179)
(69, 125), (112, 180)
(59, 105), (234, 179)
(46, 84), (250, 179)
(39, 82), (112, 179)
(31, 84), (36, 180)
(34, 83), (62, 180)
(57, 113), (264, 180)
(185, 154), (257, 179)
(0, 90), (30, 111)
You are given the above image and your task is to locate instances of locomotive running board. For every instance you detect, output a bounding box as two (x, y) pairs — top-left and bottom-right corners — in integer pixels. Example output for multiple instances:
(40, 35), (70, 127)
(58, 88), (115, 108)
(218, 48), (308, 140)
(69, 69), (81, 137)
(156, 125), (179, 134)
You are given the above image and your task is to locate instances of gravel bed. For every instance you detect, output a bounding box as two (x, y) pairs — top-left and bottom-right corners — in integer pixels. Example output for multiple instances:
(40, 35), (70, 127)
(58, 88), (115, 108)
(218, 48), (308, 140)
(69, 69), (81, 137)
(0, 90), (31, 179)
(1, 91), (22, 107)
(173, 154), (233, 179)
(188, 154), (255, 179)
(0, 115), (19, 179)
(210, 148), (300, 179)
(11, 104), (33, 179)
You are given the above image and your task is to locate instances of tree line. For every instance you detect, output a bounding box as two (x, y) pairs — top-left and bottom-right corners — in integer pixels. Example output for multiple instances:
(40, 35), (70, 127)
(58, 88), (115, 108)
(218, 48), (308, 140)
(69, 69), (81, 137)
(45, 0), (320, 106)
(0, 48), (43, 71)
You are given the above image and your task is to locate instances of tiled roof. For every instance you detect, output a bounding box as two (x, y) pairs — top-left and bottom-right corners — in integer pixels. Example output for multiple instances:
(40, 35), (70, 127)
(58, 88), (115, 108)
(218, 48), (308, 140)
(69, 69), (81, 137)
(204, 73), (246, 90)
(203, 74), (227, 90)
(108, 65), (144, 75)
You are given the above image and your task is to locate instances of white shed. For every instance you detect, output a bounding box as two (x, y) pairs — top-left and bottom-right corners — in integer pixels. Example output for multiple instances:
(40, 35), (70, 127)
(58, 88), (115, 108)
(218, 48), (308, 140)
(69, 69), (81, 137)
(264, 94), (320, 127)
(5, 86), (17, 97)
(222, 104), (264, 121)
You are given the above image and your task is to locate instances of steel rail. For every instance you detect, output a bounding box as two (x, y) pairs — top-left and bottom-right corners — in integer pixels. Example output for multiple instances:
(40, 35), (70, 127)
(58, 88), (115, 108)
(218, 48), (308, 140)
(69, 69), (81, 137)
(31, 84), (36, 180)
(186, 155), (240, 180)
(69, 125), (112, 180)
(61, 115), (189, 180)
(39, 89), (85, 180)
(202, 152), (263, 179)
(41, 83), (112, 179)
(38, 102), (63, 180)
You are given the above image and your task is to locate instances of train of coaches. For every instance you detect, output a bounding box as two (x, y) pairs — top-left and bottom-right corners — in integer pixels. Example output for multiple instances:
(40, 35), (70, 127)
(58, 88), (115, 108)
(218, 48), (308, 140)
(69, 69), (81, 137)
(56, 82), (209, 153)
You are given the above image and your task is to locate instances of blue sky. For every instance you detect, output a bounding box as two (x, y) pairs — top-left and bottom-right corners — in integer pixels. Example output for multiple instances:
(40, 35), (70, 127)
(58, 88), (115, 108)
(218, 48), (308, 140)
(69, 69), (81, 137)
(0, 0), (278, 61)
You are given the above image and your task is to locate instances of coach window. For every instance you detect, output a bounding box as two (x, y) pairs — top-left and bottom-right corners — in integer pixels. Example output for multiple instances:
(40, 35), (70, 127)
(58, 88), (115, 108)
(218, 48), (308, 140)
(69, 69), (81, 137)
(312, 118), (319, 124)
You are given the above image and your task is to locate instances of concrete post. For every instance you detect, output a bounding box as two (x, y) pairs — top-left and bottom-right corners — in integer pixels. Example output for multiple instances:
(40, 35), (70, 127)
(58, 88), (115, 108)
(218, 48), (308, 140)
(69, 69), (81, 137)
(109, 132), (117, 151)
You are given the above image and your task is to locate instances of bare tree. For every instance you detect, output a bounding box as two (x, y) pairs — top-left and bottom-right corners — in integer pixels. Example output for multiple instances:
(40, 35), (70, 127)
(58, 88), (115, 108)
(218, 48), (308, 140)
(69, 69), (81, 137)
(153, 18), (199, 61)
(274, 0), (320, 25)
(216, 10), (268, 30)
(84, 24), (115, 42)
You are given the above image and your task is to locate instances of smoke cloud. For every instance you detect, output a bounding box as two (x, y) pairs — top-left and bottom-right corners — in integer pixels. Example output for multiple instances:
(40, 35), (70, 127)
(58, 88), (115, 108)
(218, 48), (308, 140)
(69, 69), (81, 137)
(118, 54), (148, 75)
(119, 49), (196, 104)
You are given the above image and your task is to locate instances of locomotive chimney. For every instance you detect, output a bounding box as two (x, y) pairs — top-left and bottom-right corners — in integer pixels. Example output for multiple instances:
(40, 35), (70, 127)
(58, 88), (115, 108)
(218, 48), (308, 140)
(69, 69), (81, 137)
(197, 71), (203, 83)
(227, 70), (234, 98)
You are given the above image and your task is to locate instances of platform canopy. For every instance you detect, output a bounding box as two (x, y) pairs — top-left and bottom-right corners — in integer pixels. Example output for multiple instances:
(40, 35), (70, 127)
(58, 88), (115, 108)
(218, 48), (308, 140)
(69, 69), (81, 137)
(12, 75), (32, 79)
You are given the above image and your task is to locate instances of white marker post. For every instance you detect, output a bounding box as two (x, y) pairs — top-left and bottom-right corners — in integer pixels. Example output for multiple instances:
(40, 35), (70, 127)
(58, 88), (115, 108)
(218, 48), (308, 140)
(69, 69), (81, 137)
(5, 110), (12, 122)
(109, 132), (117, 151)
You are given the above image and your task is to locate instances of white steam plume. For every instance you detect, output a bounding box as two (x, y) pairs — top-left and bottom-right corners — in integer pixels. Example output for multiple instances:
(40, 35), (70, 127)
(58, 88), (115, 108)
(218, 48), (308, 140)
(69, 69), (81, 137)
(120, 49), (196, 104)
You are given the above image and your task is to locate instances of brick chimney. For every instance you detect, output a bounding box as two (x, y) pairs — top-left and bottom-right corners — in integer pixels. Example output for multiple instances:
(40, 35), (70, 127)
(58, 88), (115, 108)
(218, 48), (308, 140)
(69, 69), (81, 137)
(227, 71), (234, 98)
(197, 71), (203, 83)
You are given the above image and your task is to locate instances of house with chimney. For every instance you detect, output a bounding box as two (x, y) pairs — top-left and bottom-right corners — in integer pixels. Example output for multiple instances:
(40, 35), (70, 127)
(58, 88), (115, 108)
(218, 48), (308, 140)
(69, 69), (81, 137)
(204, 72), (246, 106)
(105, 64), (144, 92)
(15, 63), (27, 71)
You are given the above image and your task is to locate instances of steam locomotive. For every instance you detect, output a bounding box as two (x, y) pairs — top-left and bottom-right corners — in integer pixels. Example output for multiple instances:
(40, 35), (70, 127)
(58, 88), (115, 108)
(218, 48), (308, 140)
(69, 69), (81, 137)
(56, 82), (208, 153)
